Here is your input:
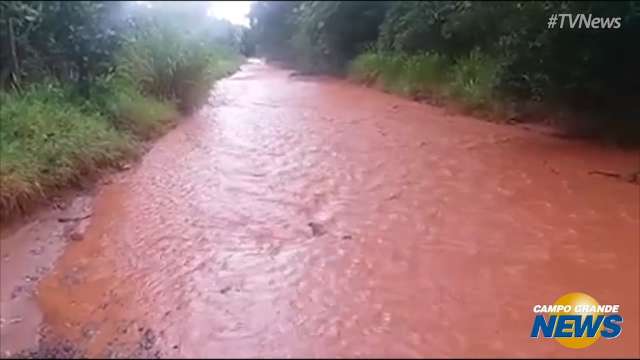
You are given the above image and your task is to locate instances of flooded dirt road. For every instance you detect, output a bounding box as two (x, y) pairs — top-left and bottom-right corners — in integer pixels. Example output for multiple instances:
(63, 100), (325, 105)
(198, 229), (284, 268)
(2, 61), (639, 357)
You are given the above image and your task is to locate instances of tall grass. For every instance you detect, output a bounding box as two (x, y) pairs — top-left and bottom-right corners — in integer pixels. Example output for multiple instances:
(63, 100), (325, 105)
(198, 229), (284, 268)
(447, 50), (502, 108)
(88, 76), (179, 140)
(348, 53), (408, 93)
(0, 84), (135, 212)
(348, 52), (384, 84)
(349, 50), (501, 108)
(403, 53), (450, 97)
(116, 27), (242, 113)
(0, 27), (243, 216)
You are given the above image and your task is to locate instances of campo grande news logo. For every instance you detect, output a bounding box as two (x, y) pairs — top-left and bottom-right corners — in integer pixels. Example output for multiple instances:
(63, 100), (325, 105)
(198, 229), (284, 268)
(530, 292), (623, 349)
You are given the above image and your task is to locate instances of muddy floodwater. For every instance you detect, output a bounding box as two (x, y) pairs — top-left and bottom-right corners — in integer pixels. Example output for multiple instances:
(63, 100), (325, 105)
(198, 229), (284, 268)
(1, 61), (639, 358)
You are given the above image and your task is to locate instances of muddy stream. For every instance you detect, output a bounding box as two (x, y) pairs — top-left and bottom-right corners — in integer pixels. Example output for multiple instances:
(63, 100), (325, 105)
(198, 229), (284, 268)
(1, 61), (638, 357)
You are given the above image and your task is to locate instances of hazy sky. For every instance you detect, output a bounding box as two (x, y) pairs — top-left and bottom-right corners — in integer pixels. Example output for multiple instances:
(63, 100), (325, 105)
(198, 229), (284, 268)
(207, 1), (252, 26)
(135, 1), (252, 27)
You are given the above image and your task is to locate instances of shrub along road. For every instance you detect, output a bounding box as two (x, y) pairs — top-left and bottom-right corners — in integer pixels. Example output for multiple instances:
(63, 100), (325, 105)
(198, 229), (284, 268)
(1, 61), (638, 358)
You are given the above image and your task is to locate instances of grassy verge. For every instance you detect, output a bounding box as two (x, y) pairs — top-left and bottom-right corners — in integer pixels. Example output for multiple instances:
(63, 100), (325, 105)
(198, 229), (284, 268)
(0, 85), (136, 213)
(349, 51), (640, 146)
(349, 50), (502, 112)
(0, 47), (242, 216)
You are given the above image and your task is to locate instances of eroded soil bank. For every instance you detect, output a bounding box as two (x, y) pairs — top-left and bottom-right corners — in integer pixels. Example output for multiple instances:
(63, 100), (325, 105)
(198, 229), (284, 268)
(1, 61), (638, 358)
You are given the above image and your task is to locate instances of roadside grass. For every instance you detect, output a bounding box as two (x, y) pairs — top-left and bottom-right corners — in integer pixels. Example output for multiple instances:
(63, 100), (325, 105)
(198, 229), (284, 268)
(349, 50), (502, 111)
(348, 52), (382, 84)
(0, 85), (136, 213)
(111, 94), (179, 140)
(350, 51), (640, 146)
(401, 52), (450, 98)
(116, 28), (243, 114)
(88, 77), (180, 140)
(447, 50), (502, 109)
(0, 43), (243, 216)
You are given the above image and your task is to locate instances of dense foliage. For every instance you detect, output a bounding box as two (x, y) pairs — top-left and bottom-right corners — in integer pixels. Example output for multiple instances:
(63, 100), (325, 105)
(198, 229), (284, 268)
(250, 1), (388, 73)
(249, 1), (639, 141)
(0, 1), (243, 214)
(0, 1), (243, 91)
(377, 1), (639, 110)
(1, 2), (124, 91)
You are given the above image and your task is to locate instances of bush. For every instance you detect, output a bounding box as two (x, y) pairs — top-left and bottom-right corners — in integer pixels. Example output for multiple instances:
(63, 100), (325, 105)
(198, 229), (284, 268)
(0, 39), (241, 215)
(376, 1), (639, 137)
(250, 1), (389, 73)
(375, 54), (408, 93)
(348, 53), (403, 91)
(350, 51), (450, 96)
(447, 50), (502, 108)
(116, 26), (242, 113)
(0, 84), (135, 213)
(111, 95), (178, 140)
(378, 1), (456, 54)
(108, 87), (178, 140)
(402, 52), (450, 96)
(0, 1), (244, 216)
(87, 76), (179, 139)
(350, 49), (501, 109)
(349, 52), (383, 83)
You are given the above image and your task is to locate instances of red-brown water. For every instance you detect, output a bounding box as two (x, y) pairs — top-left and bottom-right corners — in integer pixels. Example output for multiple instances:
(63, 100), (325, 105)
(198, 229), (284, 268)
(2, 61), (639, 357)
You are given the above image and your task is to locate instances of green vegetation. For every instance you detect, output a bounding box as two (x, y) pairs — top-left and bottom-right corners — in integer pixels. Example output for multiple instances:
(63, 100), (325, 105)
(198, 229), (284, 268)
(402, 53), (450, 97)
(447, 51), (502, 109)
(249, 1), (388, 74)
(115, 25), (242, 113)
(249, 1), (639, 144)
(0, 85), (135, 212)
(349, 51), (501, 109)
(0, 1), (243, 215)
(90, 77), (179, 140)
(349, 52), (451, 98)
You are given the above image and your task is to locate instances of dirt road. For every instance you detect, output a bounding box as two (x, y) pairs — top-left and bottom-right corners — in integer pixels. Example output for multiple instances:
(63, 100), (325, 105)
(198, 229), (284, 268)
(2, 60), (639, 357)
